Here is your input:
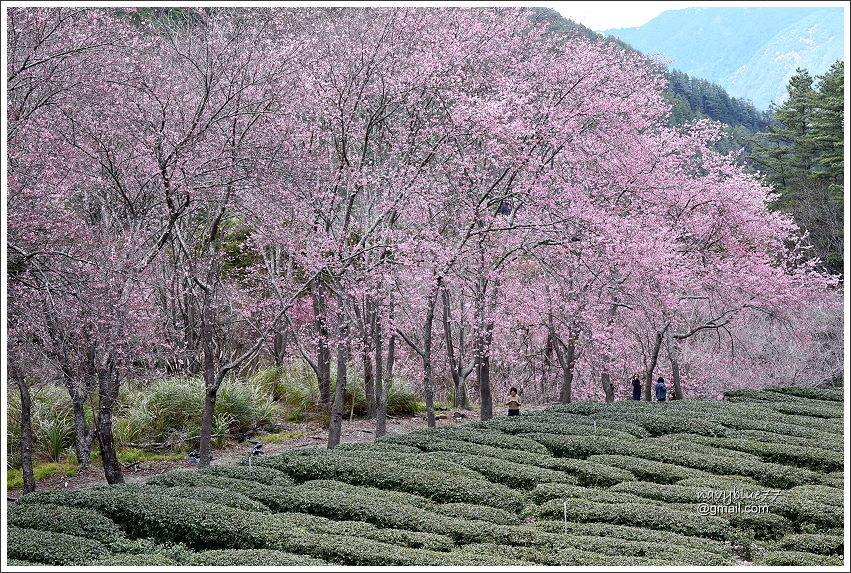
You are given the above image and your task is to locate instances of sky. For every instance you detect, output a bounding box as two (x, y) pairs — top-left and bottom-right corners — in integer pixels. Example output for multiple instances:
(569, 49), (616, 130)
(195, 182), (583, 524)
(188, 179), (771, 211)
(547, 0), (849, 31)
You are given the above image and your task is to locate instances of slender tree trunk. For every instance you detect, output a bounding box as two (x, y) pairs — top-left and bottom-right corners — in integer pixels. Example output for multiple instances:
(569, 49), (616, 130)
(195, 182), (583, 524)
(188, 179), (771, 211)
(554, 335), (577, 404)
(95, 356), (124, 484)
(10, 358), (36, 493)
(422, 294), (437, 428)
(477, 353), (492, 420)
(312, 285), (332, 407)
(644, 325), (668, 401)
(667, 332), (684, 399)
(68, 387), (93, 469)
(601, 371), (615, 402)
(442, 287), (469, 409)
(328, 323), (349, 448)
(198, 294), (218, 468)
(375, 331), (395, 438)
(363, 342), (375, 419)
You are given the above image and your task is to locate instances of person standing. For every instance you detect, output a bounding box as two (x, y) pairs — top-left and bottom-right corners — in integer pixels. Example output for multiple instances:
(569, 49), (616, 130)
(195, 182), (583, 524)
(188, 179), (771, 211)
(655, 377), (668, 402)
(631, 374), (642, 401)
(506, 387), (521, 416)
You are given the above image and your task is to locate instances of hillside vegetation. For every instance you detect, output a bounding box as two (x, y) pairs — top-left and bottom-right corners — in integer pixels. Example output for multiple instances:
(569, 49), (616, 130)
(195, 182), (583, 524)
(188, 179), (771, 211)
(8, 387), (844, 566)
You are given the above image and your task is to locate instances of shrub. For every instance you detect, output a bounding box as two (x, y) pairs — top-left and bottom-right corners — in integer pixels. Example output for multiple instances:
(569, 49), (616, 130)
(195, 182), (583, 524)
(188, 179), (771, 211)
(694, 437), (843, 472)
(183, 549), (327, 566)
(253, 449), (523, 510)
(275, 511), (455, 551)
(439, 502), (521, 525)
(773, 533), (844, 556)
(199, 464), (294, 485)
(527, 433), (629, 458)
(7, 502), (125, 543)
(529, 498), (731, 540)
(420, 451), (575, 489)
(528, 482), (646, 505)
(7, 525), (109, 565)
(770, 485), (844, 529)
(752, 550), (843, 566)
(541, 457), (636, 487)
(589, 454), (709, 484)
(765, 386), (843, 402)
(153, 485), (271, 512)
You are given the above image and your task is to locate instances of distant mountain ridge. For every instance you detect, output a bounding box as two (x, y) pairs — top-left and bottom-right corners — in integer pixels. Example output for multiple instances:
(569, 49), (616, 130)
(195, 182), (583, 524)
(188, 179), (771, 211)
(602, 7), (845, 110)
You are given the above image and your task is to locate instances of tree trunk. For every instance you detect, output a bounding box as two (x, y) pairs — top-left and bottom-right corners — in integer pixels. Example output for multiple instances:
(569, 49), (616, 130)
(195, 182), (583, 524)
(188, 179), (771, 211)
(312, 286), (332, 407)
(478, 353), (492, 420)
(95, 357), (124, 484)
(667, 332), (684, 399)
(422, 295), (437, 428)
(644, 325), (668, 401)
(363, 343), (375, 419)
(554, 334), (577, 404)
(69, 387), (94, 469)
(328, 327), (348, 449)
(198, 386), (218, 468)
(601, 371), (615, 402)
(10, 358), (36, 494)
(375, 331), (395, 438)
(441, 286), (469, 409)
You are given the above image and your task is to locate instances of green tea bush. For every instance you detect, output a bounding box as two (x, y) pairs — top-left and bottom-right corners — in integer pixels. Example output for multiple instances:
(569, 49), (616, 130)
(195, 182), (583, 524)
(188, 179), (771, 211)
(7, 502), (125, 543)
(420, 451), (574, 489)
(693, 437), (843, 472)
(765, 386), (843, 402)
(154, 485), (271, 512)
(773, 533), (844, 555)
(198, 464), (294, 485)
(439, 502), (521, 525)
(752, 550), (843, 566)
(439, 427), (555, 452)
(528, 482), (647, 505)
(770, 485), (844, 528)
(335, 441), (422, 454)
(589, 454), (709, 484)
(253, 449), (523, 510)
(183, 549), (327, 565)
(541, 457), (636, 487)
(527, 433), (629, 458)
(734, 429), (844, 453)
(275, 511), (455, 551)
(379, 432), (547, 466)
(529, 498), (730, 540)
(7, 525), (109, 565)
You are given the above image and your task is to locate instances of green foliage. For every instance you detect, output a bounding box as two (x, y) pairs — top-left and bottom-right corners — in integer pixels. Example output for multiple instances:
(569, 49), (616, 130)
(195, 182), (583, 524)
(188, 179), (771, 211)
(199, 464), (294, 485)
(183, 549), (327, 566)
(7, 460), (79, 489)
(253, 448), (523, 510)
(7, 525), (109, 565)
(7, 384), (78, 467)
(8, 502), (125, 543)
(529, 498), (731, 540)
(752, 549), (843, 566)
(773, 533), (844, 556)
(766, 385), (843, 402)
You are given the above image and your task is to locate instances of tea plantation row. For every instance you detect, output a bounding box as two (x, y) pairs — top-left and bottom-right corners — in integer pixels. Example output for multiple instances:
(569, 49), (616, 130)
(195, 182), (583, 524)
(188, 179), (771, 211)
(7, 386), (844, 566)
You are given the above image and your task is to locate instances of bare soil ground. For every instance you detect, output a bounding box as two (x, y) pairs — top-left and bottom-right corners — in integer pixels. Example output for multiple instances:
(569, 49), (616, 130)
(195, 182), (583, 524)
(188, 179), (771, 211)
(7, 403), (555, 499)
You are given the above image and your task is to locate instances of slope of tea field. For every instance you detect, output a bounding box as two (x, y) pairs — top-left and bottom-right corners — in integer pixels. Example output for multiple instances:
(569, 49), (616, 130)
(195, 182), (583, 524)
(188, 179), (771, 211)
(7, 386), (845, 566)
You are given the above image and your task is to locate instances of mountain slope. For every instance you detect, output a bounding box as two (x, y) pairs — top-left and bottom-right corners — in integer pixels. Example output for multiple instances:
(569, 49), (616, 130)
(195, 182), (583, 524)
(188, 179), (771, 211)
(603, 7), (845, 109)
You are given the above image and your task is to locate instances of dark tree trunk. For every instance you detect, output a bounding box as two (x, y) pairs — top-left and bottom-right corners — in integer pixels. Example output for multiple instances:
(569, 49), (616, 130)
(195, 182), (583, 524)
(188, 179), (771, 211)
(601, 371), (615, 402)
(363, 343), (375, 419)
(312, 285), (332, 407)
(10, 358), (36, 494)
(422, 295), (437, 428)
(644, 325), (668, 401)
(272, 330), (287, 366)
(68, 387), (94, 469)
(95, 356), (124, 484)
(441, 287), (470, 409)
(198, 386), (218, 468)
(198, 290), (218, 468)
(554, 334), (577, 404)
(478, 353), (492, 420)
(667, 333), (684, 399)
(375, 331), (395, 438)
(328, 325), (349, 448)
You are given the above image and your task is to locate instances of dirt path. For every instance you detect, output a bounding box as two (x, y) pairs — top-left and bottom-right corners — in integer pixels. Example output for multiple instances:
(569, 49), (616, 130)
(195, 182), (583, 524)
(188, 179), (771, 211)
(7, 404), (555, 499)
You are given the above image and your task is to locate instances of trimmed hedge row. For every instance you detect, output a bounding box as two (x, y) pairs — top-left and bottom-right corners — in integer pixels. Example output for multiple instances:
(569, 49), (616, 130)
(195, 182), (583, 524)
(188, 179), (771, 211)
(420, 450), (575, 489)
(275, 511), (456, 551)
(149, 485), (271, 512)
(182, 549), (327, 566)
(8, 502), (125, 543)
(199, 464), (294, 485)
(528, 482), (647, 505)
(529, 519), (731, 556)
(252, 449), (524, 510)
(735, 429), (844, 453)
(479, 416), (637, 441)
(429, 426), (555, 452)
(528, 498), (731, 540)
(7, 525), (109, 565)
(589, 454), (709, 484)
(540, 457), (637, 487)
(765, 386), (843, 402)
(752, 550), (844, 566)
(770, 485), (844, 529)
(690, 436), (843, 473)
(773, 533), (844, 556)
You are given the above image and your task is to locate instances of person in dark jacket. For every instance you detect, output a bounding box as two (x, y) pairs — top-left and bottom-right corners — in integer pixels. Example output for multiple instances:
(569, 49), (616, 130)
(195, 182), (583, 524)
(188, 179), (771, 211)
(631, 374), (642, 400)
(655, 377), (668, 402)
